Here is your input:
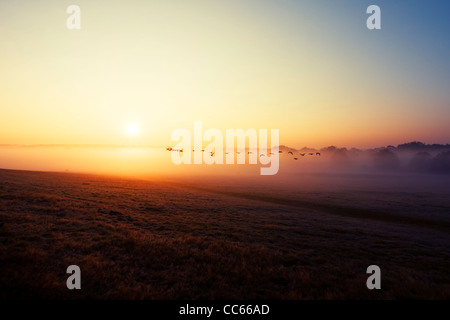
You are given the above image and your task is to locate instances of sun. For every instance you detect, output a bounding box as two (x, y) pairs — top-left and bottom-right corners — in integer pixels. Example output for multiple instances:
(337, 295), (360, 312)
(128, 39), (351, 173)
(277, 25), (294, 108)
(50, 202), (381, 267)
(127, 124), (138, 135)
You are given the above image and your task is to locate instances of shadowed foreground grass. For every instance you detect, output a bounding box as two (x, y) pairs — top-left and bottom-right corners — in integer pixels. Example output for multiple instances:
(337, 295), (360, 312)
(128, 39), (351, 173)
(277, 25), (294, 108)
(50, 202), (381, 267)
(0, 169), (449, 299)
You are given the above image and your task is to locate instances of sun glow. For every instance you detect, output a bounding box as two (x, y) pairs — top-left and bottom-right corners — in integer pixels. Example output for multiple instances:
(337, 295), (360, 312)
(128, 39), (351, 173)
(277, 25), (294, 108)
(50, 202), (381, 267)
(127, 124), (138, 135)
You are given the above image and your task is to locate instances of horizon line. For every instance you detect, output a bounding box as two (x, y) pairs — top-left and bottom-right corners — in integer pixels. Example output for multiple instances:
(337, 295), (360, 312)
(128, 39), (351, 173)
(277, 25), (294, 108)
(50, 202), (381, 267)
(1, 141), (449, 151)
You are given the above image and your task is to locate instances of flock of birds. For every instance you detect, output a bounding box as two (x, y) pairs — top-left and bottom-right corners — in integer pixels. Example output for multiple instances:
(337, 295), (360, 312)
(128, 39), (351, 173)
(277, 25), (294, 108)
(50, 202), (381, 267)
(285, 150), (321, 160)
(166, 147), (320, 160)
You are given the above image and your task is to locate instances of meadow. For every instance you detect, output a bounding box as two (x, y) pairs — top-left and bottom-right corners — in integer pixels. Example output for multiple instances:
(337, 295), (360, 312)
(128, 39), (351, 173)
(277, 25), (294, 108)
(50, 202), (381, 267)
(0, 168), (449, 299)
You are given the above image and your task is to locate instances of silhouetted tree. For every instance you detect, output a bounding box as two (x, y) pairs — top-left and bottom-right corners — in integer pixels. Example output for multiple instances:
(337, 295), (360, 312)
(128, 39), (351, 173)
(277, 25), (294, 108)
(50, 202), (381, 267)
(331, 148), (351, 167)
(430, 151), (450, 173)
(373, 149), (400, 170)
(397, 141), (426, 152)
(321, 146), (337, 153)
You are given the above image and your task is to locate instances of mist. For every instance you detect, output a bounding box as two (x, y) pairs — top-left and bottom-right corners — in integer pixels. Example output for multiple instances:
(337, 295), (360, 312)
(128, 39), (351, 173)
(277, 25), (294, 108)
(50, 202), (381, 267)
(1, 142), (449, 194)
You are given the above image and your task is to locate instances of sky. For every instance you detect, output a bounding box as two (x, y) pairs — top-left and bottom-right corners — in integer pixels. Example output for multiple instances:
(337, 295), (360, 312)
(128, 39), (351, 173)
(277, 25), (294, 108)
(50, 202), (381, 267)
(1, 0), (449, 149)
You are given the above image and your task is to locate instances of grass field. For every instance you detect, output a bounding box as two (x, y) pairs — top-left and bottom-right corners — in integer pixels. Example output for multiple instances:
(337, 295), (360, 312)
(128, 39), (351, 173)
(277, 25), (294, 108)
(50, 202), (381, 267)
(0, 168), (449, 299)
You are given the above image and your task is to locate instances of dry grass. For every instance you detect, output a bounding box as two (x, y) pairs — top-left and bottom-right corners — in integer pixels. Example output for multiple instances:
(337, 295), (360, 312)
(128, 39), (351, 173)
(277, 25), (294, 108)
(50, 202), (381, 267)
(0, 169), (449, 299)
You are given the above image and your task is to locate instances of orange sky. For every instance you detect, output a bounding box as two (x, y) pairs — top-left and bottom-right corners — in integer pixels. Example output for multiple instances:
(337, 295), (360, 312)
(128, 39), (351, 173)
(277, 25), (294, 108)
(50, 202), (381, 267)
(1, 0), (449, 150)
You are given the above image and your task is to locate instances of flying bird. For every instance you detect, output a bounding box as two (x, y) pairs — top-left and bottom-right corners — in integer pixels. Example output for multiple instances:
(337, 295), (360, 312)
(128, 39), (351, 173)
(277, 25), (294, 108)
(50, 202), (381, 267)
(288, 151), (293, 155)
(316, 152), (321, 156)
(294, 157), (298, 160)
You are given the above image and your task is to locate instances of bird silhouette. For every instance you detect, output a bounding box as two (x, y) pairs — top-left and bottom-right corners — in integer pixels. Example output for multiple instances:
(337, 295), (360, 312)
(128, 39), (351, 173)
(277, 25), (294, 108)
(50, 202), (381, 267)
(260, 154), (265, 157)
(309, 153), (314, 155)
(316, 152), (321, 156)
(294, 157), (298, 160)
(300, 153), (306, 156)
(288, 151), (293, 155)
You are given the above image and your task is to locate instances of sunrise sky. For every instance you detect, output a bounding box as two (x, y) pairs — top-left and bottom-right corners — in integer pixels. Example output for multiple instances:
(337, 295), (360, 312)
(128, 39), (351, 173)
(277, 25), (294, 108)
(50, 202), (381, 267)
(1, 0), (449, 149)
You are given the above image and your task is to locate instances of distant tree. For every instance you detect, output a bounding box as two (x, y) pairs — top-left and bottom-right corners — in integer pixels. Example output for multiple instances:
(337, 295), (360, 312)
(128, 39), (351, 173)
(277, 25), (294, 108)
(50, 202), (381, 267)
(409, 152), (431, 172)
(373, 149), (400, 170)
(348, 148), (362, 158)
(300, 146), (317, 152)
(320, 146), (337, 152)
(397, 141), (450, 154)
(387, 145), (397, 151)
(430, 151), (450, 173)
(331, 148), (351, 167)
(397, 141), (426, 152)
